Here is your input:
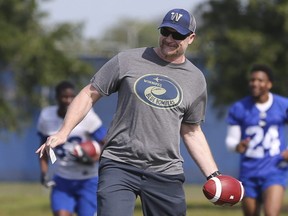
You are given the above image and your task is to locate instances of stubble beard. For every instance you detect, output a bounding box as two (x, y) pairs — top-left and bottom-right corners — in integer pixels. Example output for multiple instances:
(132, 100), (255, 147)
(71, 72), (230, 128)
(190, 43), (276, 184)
(160, 41), (184, 59)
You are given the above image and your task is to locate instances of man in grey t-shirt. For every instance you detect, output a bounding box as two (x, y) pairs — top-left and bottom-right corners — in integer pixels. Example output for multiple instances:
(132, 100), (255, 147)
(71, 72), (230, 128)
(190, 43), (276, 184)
(37, 8), (220, 216)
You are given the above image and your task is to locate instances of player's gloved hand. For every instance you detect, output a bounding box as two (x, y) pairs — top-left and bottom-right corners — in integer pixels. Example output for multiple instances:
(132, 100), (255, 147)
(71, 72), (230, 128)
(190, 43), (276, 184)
(41, 173), (55, 188)
(70, 144), (94, 165)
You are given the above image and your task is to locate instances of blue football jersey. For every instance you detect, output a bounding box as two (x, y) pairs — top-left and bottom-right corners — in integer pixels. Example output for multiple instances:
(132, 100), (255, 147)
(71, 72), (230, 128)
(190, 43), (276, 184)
(227, 93), (288, 179)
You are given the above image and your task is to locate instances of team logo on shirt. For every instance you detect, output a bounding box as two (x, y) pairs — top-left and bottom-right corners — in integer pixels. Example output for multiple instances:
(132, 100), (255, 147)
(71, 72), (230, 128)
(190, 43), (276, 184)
(134, 74), (183, 109)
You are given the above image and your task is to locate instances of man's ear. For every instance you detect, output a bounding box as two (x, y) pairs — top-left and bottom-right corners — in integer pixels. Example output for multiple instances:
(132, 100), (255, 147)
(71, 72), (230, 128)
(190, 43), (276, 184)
(187, 33), (195, 44)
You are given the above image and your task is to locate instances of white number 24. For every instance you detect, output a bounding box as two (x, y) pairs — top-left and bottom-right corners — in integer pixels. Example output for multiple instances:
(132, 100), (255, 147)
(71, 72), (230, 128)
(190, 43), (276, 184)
(245, 125), (280, 158)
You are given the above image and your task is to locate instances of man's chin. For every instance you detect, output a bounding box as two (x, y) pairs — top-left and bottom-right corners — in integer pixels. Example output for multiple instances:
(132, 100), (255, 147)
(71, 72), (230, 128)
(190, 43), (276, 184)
(162, 48), (178, 57)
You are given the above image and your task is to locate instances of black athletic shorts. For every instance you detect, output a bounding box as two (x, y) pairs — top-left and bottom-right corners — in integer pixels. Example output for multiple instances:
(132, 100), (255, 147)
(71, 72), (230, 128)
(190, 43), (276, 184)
(97, 157), (186, 216)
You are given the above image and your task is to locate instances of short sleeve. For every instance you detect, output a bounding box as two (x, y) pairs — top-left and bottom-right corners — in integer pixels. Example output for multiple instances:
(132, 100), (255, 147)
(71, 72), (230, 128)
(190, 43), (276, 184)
(90, 55), (121, 96)
(226, 103), (243, 126)
(37, 110), (47, 135)
(182, 88), (207, 124)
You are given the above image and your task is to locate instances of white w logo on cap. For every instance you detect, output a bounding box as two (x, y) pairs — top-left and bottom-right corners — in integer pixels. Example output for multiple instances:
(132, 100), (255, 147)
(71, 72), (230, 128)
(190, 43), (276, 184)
(170, 12), (183, 22)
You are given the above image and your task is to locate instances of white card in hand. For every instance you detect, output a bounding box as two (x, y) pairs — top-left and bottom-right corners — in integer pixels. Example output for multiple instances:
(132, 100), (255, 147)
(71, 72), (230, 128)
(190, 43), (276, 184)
(48, 147), (57, 164)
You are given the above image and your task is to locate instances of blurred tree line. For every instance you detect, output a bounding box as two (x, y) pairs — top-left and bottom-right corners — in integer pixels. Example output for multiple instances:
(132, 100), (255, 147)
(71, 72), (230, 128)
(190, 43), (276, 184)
(194, 0), (288, 116)
(0, 0), (93, 130)
(1, 0), (288, 131)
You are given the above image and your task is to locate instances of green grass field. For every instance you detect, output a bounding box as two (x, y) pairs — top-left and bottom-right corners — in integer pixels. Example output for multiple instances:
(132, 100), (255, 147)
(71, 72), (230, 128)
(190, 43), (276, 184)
(0, 182), (287, 216)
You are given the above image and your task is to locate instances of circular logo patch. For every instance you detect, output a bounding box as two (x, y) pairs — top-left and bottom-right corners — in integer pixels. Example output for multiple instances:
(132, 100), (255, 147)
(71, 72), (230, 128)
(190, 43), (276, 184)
(134, 74), (182, 109)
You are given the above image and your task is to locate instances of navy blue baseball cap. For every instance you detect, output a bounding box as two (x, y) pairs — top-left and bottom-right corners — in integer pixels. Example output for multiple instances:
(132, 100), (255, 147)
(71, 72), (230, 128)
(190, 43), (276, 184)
(159, 8), (196, 35)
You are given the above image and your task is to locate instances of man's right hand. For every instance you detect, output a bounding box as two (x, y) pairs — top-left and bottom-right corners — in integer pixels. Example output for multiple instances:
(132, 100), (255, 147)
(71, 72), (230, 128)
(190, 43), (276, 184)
(36, 134), (67, 158)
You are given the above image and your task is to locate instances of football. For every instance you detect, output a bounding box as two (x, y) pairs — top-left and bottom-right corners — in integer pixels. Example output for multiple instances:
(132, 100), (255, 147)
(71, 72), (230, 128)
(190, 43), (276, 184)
(202, 175), (244, 206)
(74, 140), (102, 161)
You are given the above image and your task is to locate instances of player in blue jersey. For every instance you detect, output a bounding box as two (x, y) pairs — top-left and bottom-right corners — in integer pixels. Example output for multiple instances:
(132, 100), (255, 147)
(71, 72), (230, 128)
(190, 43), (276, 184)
(37, 81), (107, 216)
(226, 64), (288, 216)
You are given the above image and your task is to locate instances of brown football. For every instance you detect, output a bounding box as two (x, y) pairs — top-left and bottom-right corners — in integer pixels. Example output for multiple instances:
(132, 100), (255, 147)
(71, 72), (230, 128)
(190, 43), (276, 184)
(202, 175), (244, 206)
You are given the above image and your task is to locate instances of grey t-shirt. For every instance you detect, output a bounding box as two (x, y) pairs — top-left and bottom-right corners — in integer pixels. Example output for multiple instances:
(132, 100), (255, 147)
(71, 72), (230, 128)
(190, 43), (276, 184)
(91, 47), (207, 175)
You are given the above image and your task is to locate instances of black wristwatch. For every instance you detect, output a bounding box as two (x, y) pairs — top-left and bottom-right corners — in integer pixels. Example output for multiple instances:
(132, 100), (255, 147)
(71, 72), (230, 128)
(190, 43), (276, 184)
(206, 171), (221, 180)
